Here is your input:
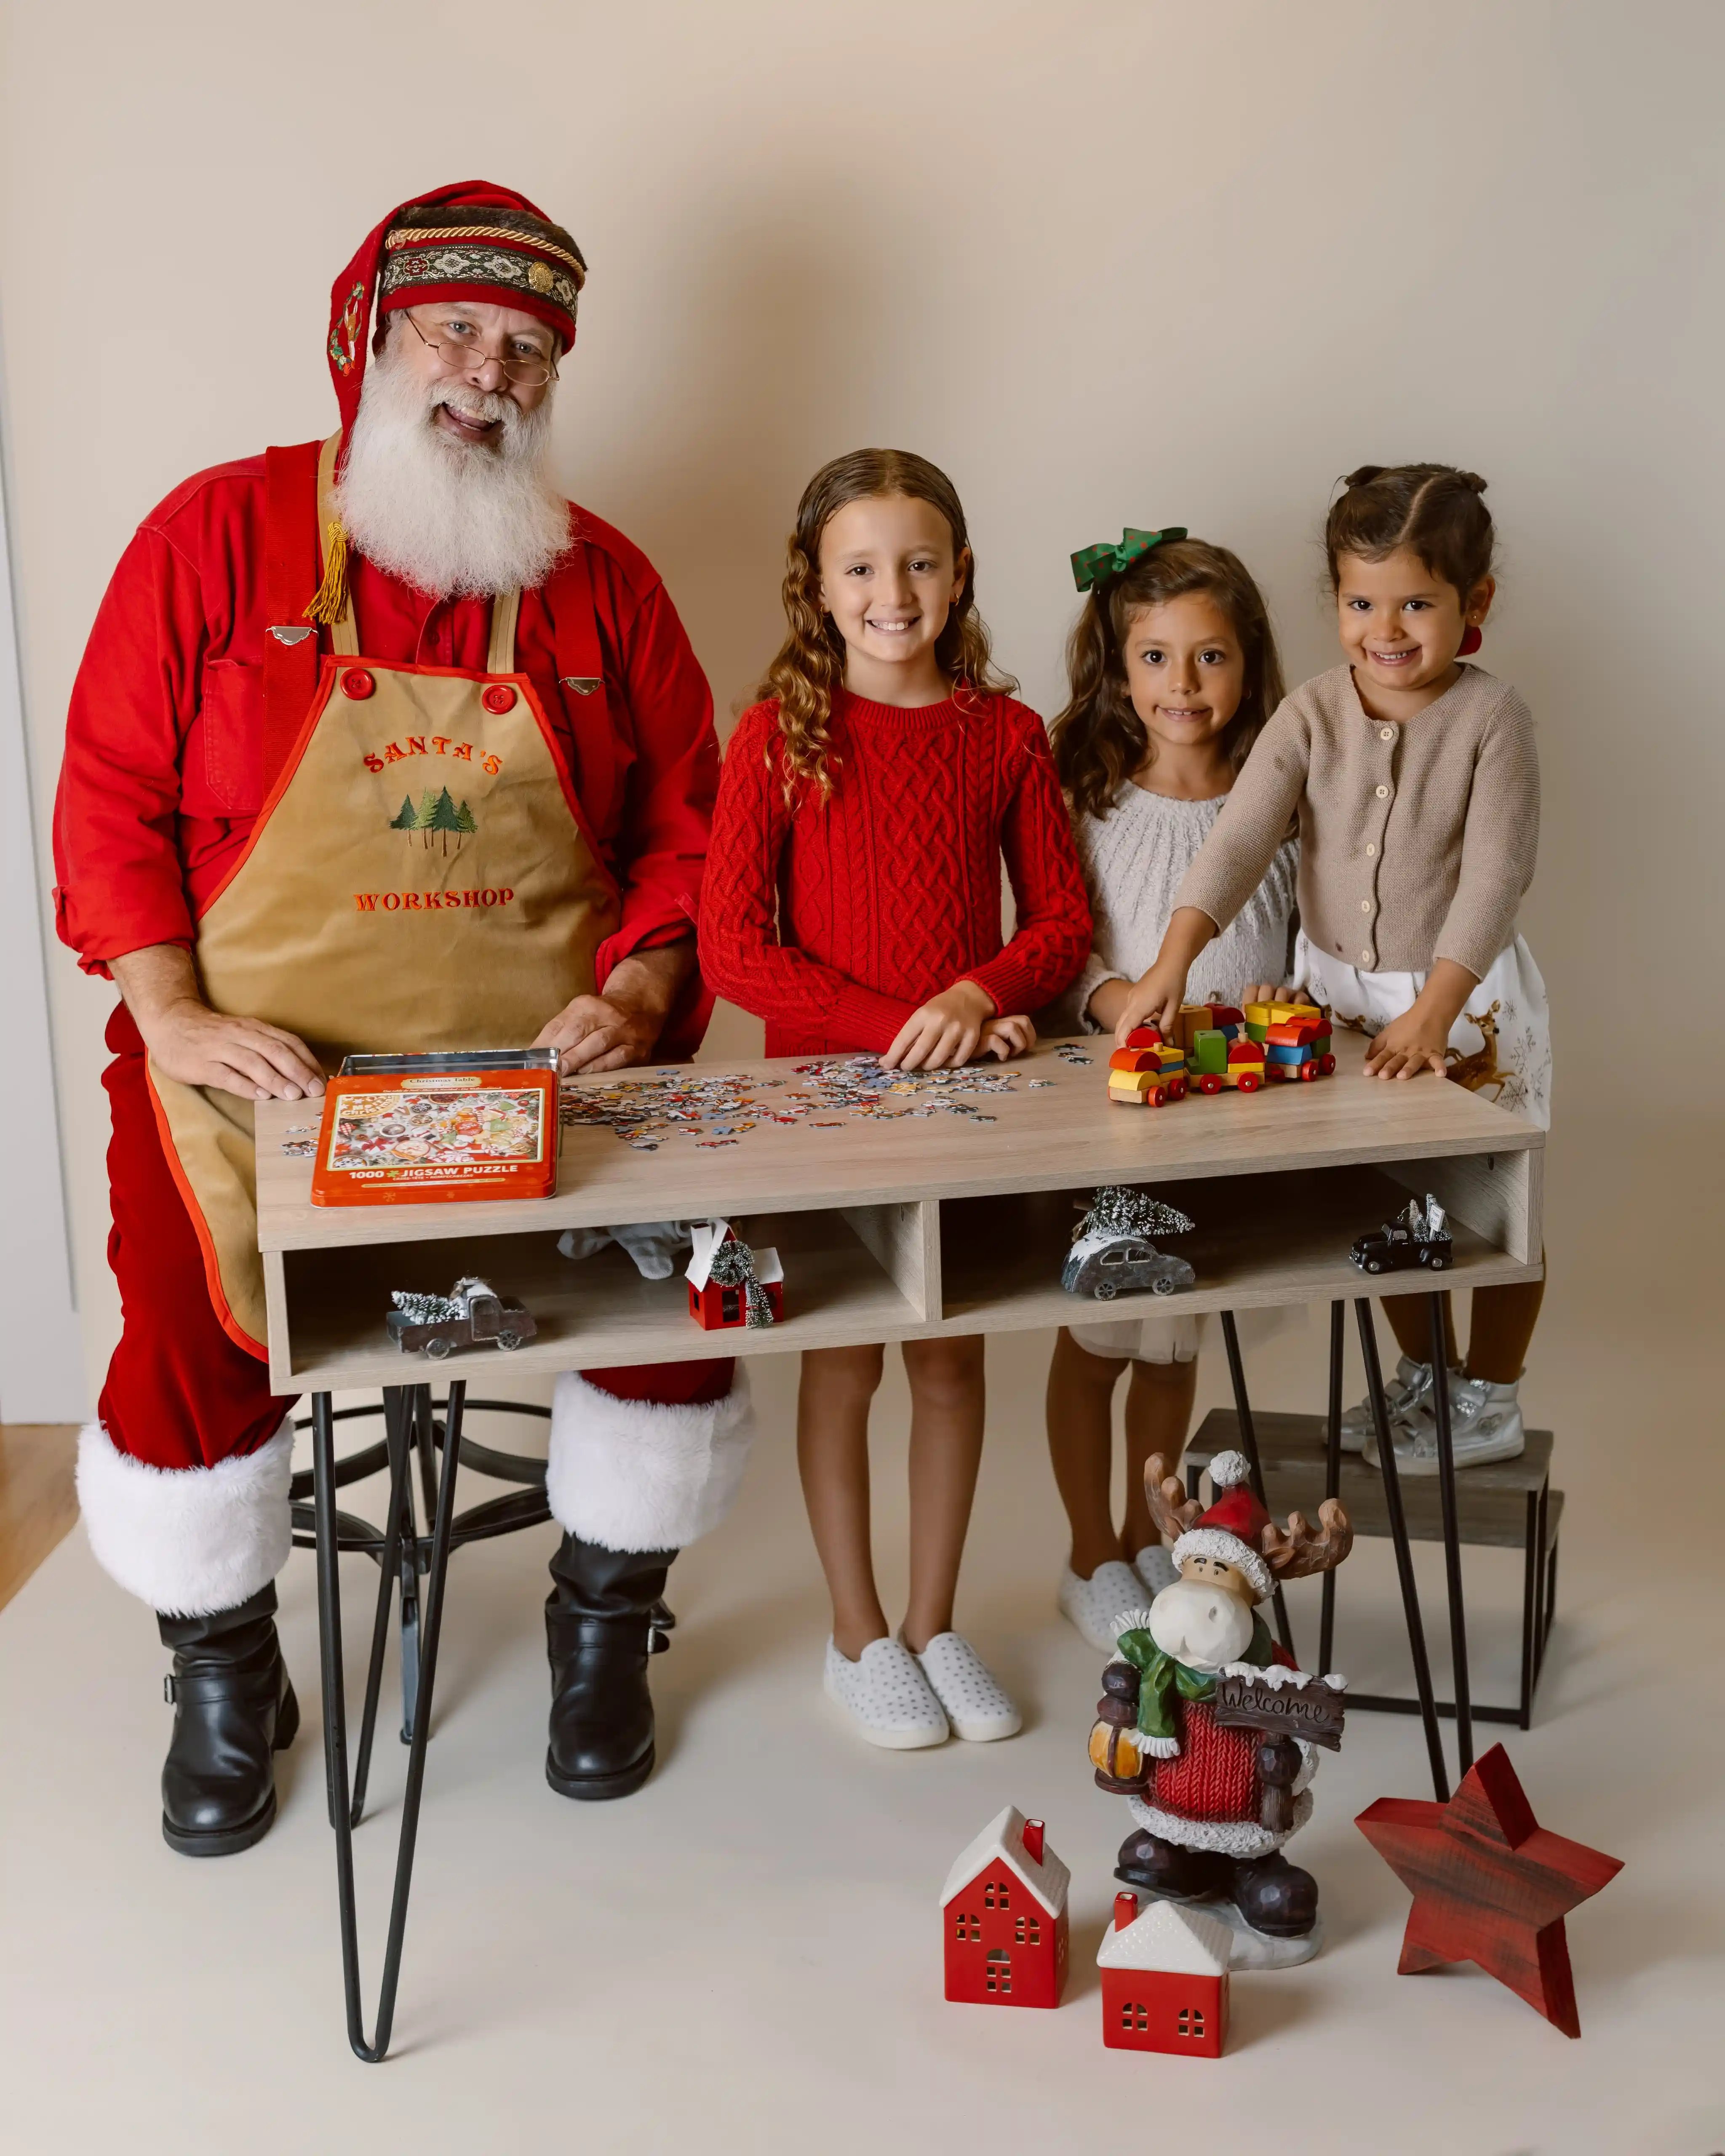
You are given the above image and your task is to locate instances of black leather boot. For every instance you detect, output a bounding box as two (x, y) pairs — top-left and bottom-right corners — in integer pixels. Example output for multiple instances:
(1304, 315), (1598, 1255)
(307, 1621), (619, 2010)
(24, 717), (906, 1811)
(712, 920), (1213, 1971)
(158, 1583), (299, 1857)
(1228, 1850), (1319, 1937)
(1114, 1827), (1230, 1903)
(545, 1534), (673, 1801)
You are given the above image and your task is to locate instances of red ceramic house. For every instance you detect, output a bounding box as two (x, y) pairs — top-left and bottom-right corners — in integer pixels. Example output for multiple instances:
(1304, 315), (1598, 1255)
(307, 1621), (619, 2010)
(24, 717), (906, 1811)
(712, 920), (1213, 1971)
(1097, 1892), (1231, 2057)
(685, 1218), (784, 1330)
(941, 1806), (1069, 2008)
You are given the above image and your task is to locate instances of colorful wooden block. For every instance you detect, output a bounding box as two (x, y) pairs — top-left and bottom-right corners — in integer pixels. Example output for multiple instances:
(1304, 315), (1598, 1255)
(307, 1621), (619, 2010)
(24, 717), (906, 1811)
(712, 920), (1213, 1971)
(1191, 1031), (1228, 1075)
(1226, 1041), (1264, 1066)
(1210, 1006), (1245, 1029)
(1110, 1070), (1159, 1094)
(1243, 1003), (1274, 1030)
(1124, 1026), (1164, 1050)
(1109, 1048), (1156, 1073)
(1266, 1042), (1308, 1065)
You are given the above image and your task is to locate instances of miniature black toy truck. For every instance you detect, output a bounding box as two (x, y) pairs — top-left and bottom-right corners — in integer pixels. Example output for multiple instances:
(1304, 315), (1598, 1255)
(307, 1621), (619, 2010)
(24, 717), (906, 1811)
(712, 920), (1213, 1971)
(1349, 1195), (1453, 1275)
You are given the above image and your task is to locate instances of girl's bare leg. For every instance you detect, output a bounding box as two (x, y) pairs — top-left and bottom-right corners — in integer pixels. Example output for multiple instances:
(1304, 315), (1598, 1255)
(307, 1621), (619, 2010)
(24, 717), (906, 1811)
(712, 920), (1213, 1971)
(1047, 1327), (1130, 1577)
(1122, 1355), (1199, 1555)
(798, 1343), (888, 1660)
(901, 1334), (988, 1653)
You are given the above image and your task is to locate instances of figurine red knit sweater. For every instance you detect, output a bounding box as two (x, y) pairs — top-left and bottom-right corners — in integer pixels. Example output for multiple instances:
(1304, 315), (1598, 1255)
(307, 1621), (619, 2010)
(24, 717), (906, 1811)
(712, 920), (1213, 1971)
(701, 689), (1090, 1056)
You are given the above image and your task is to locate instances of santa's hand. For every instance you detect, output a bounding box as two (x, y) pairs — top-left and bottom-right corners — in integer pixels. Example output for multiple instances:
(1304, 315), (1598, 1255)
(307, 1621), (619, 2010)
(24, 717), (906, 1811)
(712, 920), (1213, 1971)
(534, 943), (693, 1075)
(150, 1001), (326, 1102)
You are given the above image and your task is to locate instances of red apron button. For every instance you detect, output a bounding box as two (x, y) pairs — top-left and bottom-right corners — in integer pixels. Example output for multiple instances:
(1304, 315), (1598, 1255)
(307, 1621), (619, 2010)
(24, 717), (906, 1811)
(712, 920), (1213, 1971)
(482, 683), (517, 714)
(340, 667), (376, 700)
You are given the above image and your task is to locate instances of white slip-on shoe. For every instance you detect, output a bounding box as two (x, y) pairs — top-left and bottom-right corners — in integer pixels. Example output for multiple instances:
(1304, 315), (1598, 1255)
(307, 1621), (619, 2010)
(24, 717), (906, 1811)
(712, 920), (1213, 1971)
(1133, 1545), (1179, 1597)
(913, 1631), (1023, 1742)
(1340, 1355), (1440, 1453)
(823, 1636), (949, 1749)
(1365, 1374), (1525, 1475)
(1058, 1560), (1148, 1653)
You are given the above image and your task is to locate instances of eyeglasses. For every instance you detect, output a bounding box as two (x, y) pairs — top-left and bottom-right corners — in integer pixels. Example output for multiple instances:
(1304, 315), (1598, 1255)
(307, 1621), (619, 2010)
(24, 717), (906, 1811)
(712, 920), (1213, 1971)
(401, 310), (559, 388)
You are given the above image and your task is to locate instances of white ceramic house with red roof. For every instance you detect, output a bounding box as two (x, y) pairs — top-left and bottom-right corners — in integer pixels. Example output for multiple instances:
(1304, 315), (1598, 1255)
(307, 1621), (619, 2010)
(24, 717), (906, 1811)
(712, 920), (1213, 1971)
(941, 1805), (1069, 2007)
(1097, 1892), (1231, 2056)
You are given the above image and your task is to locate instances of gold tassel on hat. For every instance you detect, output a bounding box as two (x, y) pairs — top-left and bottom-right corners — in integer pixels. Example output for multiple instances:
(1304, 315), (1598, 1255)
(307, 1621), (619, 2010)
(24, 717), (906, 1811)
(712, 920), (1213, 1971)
(304, 518), (350, 626)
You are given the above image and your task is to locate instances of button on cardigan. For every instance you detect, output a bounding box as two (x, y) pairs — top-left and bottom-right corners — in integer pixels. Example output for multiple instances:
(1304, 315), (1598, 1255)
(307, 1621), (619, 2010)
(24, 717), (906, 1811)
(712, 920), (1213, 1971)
(1172, 663), (1538, 981)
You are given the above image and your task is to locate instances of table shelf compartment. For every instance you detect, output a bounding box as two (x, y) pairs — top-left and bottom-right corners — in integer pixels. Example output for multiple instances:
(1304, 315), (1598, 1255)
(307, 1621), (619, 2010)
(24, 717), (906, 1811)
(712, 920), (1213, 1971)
(937, 1163), (1540, 1331)
(267, 1203), (933, 1392)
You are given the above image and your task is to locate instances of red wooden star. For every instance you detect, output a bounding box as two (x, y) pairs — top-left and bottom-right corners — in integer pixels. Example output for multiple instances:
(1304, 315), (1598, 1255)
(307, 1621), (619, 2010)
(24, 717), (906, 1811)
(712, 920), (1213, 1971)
(1356, 1742), (1622, 2038)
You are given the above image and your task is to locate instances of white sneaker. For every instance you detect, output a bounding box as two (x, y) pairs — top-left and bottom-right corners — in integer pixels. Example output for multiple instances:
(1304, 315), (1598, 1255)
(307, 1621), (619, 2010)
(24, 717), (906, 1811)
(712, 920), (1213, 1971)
(912, 1631), (1023, 1742)
(1340, 1355), (1441, 1453)
(823, 1637), (949, 1749)
(1059, 1560), (1147, 1653)
(1366, 1374), (1525, 1475)
(1133, 1545), (1179, 1597)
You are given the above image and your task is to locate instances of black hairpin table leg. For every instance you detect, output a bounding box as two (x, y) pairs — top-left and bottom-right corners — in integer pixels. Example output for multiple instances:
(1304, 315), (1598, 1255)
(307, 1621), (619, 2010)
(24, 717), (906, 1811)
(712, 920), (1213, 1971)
(313, 1380), (465, 2063)
(1427, 1292), (1474, 1776)
(1318, 1300), (1345, 1678)
(1355, 1300), (1449, 1801)
(1218, 1310), (1295, 1659)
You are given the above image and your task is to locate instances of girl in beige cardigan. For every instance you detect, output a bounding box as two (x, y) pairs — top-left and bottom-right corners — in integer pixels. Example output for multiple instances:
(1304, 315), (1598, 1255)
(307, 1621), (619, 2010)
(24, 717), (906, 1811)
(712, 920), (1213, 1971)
(1118, 465), (1549, 1475)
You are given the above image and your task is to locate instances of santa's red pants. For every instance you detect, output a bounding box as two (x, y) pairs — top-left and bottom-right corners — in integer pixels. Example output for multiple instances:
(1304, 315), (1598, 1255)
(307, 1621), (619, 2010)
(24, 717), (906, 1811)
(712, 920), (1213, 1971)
(78, 1005), (748, 1615)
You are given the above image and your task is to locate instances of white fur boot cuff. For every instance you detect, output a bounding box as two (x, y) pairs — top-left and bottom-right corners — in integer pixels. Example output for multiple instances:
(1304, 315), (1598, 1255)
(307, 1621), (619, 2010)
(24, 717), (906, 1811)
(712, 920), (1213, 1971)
(75, 1418), (296, 1617)
(547, 1366), (757, 1553)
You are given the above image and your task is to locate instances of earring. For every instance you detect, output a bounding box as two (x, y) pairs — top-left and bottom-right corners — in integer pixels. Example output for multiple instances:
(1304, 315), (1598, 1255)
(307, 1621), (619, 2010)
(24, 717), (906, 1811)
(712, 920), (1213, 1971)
(1458, 624), (1483, 655)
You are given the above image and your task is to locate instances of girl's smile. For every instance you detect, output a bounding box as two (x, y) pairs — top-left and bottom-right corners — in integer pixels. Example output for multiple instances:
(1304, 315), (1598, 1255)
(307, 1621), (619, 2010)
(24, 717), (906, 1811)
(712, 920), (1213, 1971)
(818, 494), (969, 706)
(1120, 592), (1246, 799)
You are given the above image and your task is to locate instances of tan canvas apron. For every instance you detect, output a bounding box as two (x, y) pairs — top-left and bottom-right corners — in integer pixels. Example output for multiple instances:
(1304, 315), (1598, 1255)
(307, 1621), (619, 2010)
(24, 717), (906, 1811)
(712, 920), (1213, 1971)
(150, 435), (619, 1355)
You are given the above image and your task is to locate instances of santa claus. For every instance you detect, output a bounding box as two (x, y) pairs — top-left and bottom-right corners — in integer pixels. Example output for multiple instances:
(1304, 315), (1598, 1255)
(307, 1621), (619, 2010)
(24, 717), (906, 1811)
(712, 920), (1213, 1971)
(1089, 1451), (1353, 1949)
(53, 181), (751, 1854)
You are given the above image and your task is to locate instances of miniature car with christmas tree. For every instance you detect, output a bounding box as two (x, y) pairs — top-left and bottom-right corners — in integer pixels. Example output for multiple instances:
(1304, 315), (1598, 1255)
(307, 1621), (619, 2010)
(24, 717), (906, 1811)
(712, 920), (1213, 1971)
(1349, 1195), (1453, 1275)
(1062, 1187), (1197, 1300)
(385, 1276), (539, 1357)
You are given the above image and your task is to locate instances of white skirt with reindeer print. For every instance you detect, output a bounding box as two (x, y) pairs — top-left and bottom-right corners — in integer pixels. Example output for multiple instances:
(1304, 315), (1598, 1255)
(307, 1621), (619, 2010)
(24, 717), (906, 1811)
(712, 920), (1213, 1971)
(1294, 932), (1551, 1130)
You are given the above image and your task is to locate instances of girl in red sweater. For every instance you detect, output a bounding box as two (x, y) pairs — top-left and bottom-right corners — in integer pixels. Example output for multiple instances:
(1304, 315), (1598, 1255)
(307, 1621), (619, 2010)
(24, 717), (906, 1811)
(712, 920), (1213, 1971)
(702, 448), (1089, 1748)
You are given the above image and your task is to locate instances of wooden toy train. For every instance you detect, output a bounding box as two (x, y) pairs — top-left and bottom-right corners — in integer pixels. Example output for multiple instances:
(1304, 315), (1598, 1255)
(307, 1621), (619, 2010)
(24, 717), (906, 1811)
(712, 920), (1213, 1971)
(1108, 1001), (1335, 1109)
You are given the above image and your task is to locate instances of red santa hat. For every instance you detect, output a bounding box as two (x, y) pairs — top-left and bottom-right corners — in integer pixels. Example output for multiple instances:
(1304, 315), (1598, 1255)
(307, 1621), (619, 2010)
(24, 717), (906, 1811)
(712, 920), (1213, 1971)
(325, 180), (587, 446)
(1170, 1450), (1274, 1601)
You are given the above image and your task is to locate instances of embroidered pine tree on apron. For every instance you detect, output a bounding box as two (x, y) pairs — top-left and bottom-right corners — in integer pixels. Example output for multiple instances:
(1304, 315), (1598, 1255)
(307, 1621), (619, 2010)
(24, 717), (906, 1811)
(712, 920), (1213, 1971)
(147, 432), (620, 1355)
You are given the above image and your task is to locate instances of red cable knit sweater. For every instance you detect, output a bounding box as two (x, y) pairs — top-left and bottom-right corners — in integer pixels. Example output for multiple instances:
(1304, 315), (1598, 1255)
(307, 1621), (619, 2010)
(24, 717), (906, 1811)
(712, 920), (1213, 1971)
(700, 688), (1091, 1056)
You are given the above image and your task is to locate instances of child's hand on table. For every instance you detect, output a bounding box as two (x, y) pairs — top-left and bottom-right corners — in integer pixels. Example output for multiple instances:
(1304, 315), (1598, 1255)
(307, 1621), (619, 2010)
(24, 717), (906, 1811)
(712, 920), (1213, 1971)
(1364, 959), (1476, 1081)
(978, 1013), (1036, 1061)
(883, 980), (997, 1070)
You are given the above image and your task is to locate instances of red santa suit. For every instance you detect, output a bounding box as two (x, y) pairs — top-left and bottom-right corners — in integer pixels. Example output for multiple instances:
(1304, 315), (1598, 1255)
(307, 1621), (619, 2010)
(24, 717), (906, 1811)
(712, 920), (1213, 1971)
(54, 186), (745, 1618)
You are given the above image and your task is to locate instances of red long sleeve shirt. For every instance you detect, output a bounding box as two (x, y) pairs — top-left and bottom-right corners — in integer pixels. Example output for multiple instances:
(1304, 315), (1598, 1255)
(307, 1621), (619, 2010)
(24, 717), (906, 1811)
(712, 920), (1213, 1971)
(52, 451), (721, 1009)
(700, 689), (1090, 1056)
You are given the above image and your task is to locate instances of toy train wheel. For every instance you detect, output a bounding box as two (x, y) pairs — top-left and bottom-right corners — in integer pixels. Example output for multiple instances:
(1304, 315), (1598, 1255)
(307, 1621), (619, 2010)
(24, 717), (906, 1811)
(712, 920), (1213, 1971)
(1320, 1054), (1336, 1075)
(1299, 1059), (1319, 1081)
(1199, 1074), (1223, 1095)
(497, 1331), (523, 1350)
(1150, 1086), (1168, 1107)
(426, 1335), (453, 1359)
(1237, 1073), (1261, 1093)
(1170, 1077), (1188, 1100)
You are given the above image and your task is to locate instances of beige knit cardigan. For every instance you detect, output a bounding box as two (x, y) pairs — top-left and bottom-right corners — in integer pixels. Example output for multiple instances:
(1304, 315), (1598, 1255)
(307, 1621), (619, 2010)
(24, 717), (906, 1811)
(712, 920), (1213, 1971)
(1173, 662), (1539, 981)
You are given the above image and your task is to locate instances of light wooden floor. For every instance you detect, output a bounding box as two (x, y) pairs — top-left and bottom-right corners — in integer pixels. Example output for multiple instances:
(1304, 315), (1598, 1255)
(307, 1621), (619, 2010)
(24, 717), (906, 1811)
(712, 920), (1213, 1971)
(0, 1422), (79, 1613)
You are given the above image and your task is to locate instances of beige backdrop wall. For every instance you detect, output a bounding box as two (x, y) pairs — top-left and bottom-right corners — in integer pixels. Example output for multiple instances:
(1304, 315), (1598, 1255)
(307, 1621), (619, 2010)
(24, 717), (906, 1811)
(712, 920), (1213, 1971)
(3, 0), (1720, 1469)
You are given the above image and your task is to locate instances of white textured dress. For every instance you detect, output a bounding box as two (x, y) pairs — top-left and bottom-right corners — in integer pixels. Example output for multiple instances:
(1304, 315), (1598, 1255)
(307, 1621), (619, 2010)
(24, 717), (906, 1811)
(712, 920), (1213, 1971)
(1059, 781), (1299, 1365)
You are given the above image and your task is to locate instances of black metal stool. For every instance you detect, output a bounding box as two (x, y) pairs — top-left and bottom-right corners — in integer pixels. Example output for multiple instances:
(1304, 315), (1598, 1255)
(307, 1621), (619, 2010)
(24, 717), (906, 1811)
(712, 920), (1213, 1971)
(288, 1384), (553, 2063)
(1204, 1297), (1518, 1804)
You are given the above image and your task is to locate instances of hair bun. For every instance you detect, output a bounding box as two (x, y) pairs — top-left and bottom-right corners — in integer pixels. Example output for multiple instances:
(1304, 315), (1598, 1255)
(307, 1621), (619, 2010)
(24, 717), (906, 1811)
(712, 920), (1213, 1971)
(1342, 464), (1385, 490)
(1456, 470), (1488, 494)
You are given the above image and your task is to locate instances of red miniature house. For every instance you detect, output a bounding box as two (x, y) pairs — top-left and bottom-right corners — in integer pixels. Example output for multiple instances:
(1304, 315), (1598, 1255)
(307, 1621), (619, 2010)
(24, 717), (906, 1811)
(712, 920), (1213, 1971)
(1097, 1892), (1231, 2056)
(685, 1219), (784, 1330)
(941, 1806), (1070, 2008)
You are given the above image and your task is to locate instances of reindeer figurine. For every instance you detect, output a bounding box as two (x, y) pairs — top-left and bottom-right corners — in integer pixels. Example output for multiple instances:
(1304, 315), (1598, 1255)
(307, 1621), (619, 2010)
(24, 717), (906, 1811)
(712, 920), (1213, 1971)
(1087, 1451), (1353, 1962)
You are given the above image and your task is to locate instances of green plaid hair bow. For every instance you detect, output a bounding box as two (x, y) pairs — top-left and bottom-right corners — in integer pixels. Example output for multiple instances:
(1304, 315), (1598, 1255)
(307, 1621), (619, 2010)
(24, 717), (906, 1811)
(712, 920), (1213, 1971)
(1071, 526), (1188, 592)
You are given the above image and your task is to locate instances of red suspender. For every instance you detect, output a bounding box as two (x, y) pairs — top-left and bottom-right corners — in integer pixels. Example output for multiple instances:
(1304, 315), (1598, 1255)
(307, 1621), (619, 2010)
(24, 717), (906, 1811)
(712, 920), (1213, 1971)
(544, 517), (608, 704)
(261, 440), (325, 792)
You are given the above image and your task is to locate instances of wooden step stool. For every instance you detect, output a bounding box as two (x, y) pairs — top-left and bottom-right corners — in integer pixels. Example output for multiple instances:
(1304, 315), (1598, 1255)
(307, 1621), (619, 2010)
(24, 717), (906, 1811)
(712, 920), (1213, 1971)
(1185, 1410), (1562, 1731)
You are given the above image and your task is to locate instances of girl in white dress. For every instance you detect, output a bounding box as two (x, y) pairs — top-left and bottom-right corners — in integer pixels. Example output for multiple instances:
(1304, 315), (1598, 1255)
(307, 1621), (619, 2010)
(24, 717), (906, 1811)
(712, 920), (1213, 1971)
(1044, 528), (1298, 1651)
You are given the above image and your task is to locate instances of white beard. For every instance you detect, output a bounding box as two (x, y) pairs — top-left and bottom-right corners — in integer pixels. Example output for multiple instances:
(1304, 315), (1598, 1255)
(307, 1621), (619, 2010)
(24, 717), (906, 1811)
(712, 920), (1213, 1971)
(331, 338), (570, 599)
(1148, 1577), (1257, 1671)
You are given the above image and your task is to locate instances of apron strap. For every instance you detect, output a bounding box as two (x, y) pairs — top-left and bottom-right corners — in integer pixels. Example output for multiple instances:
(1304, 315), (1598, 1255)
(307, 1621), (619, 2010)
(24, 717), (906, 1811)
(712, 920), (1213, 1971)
(314, 432), (360, 658)
(261, 440), (325, 791)
(486, 586), (521, 674)
(544, 519), (605, 694)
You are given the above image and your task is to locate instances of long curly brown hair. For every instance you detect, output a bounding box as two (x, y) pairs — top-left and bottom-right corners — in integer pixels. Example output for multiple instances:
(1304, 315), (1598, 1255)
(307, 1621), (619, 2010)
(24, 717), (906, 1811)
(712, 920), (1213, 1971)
(1050, 537), (1284, 822)
(754, 448), (1015, 803)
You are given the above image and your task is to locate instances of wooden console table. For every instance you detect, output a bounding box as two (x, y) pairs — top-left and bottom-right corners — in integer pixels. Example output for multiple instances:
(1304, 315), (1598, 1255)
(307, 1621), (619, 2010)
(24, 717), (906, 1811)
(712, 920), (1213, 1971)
(255, 1031), (1542, 2058)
